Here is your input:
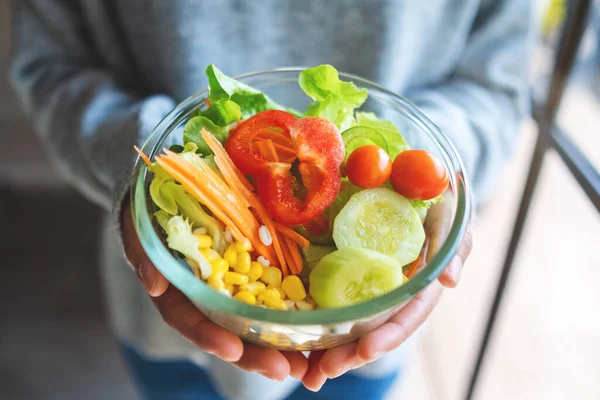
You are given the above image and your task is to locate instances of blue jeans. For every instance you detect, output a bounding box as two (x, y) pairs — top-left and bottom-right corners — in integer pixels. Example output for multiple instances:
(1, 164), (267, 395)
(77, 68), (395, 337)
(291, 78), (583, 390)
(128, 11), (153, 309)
(121, 344), (400, 400)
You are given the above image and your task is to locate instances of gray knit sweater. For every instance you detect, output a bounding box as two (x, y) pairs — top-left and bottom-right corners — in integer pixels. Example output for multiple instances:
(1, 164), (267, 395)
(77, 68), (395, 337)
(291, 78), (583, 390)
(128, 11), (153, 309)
(9, 1), (537, 398)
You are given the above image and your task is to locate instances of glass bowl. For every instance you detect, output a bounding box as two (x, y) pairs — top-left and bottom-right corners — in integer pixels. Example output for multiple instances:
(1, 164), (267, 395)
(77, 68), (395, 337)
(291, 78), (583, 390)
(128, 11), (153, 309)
(131, 68), (471, 351)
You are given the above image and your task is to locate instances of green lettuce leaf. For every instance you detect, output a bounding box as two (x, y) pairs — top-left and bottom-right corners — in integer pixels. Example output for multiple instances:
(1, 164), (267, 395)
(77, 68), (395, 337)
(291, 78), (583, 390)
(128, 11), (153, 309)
(149, 162), (226, 253)
(183, 116), (229, 154)
(162, 215), (213, 279)
(356, 112), (409, 158)
(205, 64), (283, 119)
(299, 65), (367, 131)
(409, 196), (443, 223)
(202, 98), (241, 126)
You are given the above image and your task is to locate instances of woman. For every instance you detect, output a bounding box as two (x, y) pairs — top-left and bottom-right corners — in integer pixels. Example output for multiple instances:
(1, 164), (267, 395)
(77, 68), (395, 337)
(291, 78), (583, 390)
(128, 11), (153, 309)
(9, 0), (536, 398)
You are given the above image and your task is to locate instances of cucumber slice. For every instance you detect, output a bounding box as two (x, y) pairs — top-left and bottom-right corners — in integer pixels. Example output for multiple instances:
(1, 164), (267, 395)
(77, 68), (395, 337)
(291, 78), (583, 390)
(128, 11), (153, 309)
(333, 188), (425, 266)
(309, 247), (405, 308)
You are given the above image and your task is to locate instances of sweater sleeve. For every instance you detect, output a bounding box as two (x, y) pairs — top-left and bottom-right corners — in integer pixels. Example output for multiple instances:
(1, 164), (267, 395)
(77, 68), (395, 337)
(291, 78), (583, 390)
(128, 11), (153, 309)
(8, 0), (176, 212)
(406, 0), (538, 205)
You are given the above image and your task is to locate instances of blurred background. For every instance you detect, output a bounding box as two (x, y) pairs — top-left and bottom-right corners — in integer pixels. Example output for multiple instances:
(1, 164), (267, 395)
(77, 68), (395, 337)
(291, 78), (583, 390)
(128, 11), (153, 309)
(1, 0), (599, 399)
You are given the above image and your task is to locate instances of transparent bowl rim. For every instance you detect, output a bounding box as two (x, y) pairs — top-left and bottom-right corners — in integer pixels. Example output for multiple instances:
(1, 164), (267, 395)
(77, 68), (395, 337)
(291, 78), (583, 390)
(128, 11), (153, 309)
(131, 67), (472, 325)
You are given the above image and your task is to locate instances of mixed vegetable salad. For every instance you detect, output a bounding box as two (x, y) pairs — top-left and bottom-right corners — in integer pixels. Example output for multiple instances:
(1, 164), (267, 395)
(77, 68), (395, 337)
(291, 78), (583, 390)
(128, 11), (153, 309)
(136, 65), (449, 311)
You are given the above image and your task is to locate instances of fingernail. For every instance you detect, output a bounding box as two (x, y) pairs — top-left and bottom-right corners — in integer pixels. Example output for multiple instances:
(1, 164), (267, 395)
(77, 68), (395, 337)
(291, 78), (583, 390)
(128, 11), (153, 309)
(449, 259), (461, 284)
(371, 352), (383, 361)
(261, 372), (283, 381)
(139, 259), (158, 295)
(307, 379), (327, 392)
(330, 366), (349, 379)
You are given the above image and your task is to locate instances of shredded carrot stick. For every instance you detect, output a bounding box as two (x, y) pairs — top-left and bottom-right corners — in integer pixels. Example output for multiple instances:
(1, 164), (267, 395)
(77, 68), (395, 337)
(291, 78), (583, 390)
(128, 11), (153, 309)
(271, 142), (297, 159)
(155, 156), (246, 243)
(406, 236), (430, 279)
(201, 131), (284, 268)
(278, 236), (294, 277)
(165, 149), (250, 209)
(405, 256), (421, 279)
(255, 129), (294, 147)
(161, 152), (251, 222)
(200, 129), (286, 269)
(283, 236), (303, 275)
(274, 223), (310, 248)
(273, 222), (310, 248)
(134, 146), (151, 166)
(255, 139), (279, 162)
(157, 154), (272, 258)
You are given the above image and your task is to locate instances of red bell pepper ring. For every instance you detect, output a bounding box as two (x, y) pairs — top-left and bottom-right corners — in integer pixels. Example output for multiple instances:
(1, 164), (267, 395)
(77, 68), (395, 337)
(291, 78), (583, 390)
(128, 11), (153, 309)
(225, 110), (344, 226)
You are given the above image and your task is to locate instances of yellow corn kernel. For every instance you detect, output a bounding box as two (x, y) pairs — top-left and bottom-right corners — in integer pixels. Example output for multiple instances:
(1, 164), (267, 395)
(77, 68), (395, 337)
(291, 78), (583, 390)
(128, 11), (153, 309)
(258, 288), (281, 303)
(224, 243), (238, 266)
(224, 271), (249, 286)
(268, 285), (286, 300)
(295, 299), (316, 311)
(234, 291), (257, 305)
(200, 249), (220, 262)
(224, 283), (234, 295)
(260, 267), (282, 287)
(284, 300), (297, 310)
(235, 240), (252, 252)
(242, 281), (266, 296)
(247, 262), (263, 282)
(281, 275), (307, 301)
(207, 276), (225, 292)
(194, 234), (213, 249)
(233, 251), (251, 274)
(264, 299), (287, 311)
(210, 258), (229, 279)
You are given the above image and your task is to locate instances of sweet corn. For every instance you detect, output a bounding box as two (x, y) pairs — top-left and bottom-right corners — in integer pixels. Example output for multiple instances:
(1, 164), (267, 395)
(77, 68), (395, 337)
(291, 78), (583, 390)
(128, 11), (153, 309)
(207, 275), (225, 291)
(242, 281), (267, 296)
(210, 259), (229, 278)
(281, 275), (307, 301)
(235, 240), (252, 252)
(234, 291), (257, 305)
(264, 299), (287, 310)
(295, 299), (316, 311)
(224, 243), (238, 266)
(247, 262), (263, 282)
(258, 288), (281, 303)
(224, 283), (234, 295)
(284, 300), (297, 310)
(194, 234), (213, 249)
(260, 267), (282, 287)
(224, 271), (249, 286)
(233, 251), (251, 274)
(200, 249), (220, 262)
(269, 285), (286, 300)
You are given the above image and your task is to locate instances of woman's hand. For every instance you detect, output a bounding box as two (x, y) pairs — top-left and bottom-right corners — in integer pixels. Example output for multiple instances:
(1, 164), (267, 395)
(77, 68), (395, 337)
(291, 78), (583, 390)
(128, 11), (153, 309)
(302, 196), (474, 391)
(121, 203), (309, 381)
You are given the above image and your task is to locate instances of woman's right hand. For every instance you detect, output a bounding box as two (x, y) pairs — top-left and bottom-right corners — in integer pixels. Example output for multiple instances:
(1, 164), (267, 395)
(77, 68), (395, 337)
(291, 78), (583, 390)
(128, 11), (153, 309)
(121, 202), (311, 384)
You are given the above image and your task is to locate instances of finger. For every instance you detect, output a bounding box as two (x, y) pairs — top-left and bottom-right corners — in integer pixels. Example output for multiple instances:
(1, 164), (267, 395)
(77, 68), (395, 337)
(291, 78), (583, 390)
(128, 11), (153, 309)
(151, 286), (243, 362)
(438, 225), (472, 288)
(139, 259), (170, 296)
(282, 351), (309, 380)
(356, 281), (443, 362)
(233, 345), (290, 381)
(302, 351), (328, 392)
(122, 203), (170, 297)
(319, 342), (363, 379)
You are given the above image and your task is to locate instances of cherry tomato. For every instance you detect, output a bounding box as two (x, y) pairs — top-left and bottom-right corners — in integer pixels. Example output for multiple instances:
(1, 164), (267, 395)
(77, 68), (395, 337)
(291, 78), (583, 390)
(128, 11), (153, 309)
(390, 150), (449, 200)
(345, 145), (392, 188)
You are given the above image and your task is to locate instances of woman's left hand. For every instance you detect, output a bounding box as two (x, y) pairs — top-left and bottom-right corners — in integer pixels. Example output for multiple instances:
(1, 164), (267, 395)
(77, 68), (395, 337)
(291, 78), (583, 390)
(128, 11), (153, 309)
(302, 207), (473, 391)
